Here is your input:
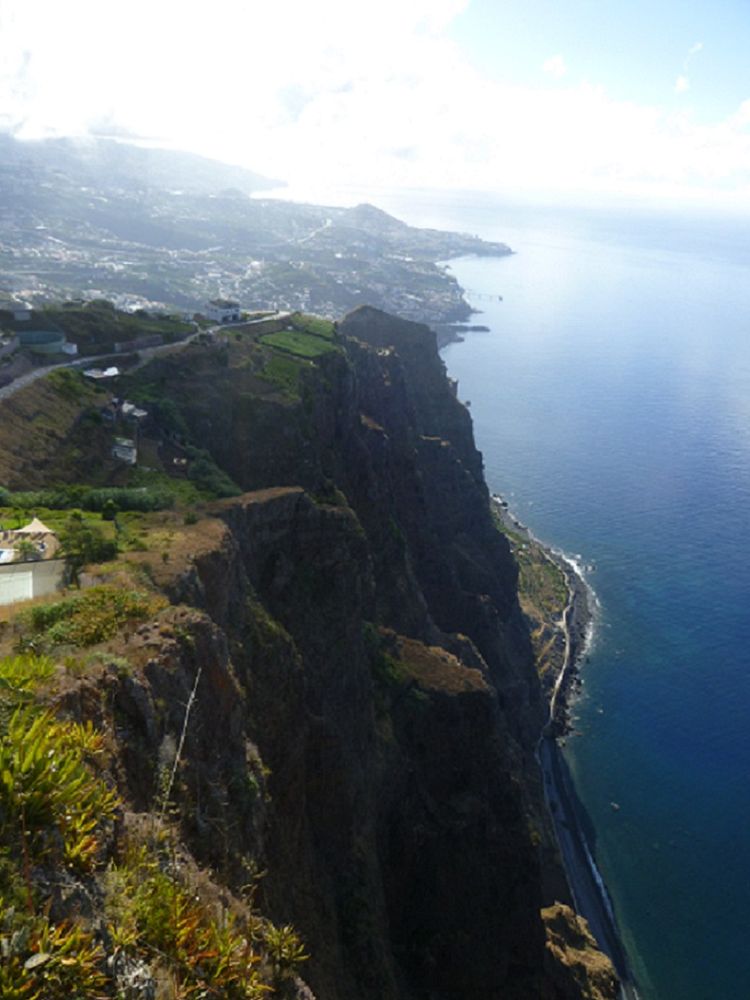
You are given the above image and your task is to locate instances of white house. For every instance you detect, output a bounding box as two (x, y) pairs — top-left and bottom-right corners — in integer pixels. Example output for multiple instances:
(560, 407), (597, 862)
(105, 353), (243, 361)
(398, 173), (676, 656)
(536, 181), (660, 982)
(0, 517), (65, 606)
(112, 437), (137, 464)
(120, 401), (148, 422)
(205, 299), (241, 323)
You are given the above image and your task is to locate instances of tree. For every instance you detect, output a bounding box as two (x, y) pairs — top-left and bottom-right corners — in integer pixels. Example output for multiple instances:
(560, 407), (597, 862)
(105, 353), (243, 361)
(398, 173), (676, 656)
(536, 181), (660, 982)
(101, 498), (119, 522)
(59, 514), (117, 586)
(14, 538), (39, 562)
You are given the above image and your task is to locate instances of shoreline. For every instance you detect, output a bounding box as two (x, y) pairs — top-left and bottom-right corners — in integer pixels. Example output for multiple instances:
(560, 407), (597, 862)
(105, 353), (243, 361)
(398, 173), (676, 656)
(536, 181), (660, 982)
(491, 494), (640, 1000)
(491, 494), (593, 732)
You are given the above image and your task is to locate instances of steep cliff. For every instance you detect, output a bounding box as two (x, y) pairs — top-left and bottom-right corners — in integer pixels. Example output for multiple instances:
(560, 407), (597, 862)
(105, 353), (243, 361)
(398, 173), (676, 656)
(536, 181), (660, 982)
(0, 307), (616, 998)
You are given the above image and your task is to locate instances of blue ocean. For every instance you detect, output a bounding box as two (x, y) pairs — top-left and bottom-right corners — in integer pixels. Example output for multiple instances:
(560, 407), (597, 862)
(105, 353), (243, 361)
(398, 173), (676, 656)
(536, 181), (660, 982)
(370, 191), (750, 1000)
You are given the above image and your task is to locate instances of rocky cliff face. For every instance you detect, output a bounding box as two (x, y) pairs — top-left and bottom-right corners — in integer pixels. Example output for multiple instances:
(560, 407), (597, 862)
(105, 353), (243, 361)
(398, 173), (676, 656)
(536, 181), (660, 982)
(0, 307), (616, 998)
(105, 306), (614, 998)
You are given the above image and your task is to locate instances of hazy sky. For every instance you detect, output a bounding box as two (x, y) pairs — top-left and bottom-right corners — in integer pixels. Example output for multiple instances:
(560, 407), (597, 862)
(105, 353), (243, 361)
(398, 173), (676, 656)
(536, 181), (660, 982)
(2, 0), (750, 207)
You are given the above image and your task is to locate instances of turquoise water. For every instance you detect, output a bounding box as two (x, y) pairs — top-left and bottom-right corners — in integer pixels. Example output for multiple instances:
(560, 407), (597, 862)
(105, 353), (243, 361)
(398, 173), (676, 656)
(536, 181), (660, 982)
(376, 194), (750, 1000)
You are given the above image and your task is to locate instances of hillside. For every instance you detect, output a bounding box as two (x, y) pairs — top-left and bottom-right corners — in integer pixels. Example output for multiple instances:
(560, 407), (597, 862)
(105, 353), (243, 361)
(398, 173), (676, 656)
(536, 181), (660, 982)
(0, 133), (510, 329)
(0, 307), (616, 999)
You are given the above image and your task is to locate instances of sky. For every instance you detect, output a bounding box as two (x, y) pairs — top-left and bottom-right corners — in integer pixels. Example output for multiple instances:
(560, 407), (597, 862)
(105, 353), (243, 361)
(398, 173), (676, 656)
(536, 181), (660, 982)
(1, 0), (750, 208)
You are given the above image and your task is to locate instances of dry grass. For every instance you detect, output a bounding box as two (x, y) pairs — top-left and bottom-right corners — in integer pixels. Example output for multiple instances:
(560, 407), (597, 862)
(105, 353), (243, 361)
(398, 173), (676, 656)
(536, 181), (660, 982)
(395, 634), (489, 694)
(0, 374), (108, 489)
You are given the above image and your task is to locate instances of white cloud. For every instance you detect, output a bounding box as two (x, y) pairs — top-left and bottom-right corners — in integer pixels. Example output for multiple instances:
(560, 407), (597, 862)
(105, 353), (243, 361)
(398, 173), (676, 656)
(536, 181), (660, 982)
(675, 75), (690, 94)
(542, 55), (567, 80)
(0, 4), (748, 207)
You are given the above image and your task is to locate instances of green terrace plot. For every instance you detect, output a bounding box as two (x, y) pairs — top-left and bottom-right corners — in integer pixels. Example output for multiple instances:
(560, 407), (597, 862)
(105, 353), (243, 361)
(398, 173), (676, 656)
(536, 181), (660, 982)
(260, 328), (338, 359)
(290, 313), (336, 340)
(260, 353), (311, 397)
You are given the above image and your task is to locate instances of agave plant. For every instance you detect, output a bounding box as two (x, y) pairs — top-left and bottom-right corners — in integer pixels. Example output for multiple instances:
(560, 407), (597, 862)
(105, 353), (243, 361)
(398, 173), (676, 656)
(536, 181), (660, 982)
(0, 705), (119, 871)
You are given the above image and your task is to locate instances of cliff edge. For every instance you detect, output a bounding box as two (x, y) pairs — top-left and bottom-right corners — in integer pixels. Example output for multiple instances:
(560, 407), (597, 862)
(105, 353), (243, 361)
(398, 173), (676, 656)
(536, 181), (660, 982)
(0, 307), (616, 998)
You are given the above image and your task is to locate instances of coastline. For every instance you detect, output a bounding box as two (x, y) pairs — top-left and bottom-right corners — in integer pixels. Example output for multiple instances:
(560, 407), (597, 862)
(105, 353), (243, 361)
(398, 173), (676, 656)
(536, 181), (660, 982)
(491, 495), (592, 732)
(491, 495), (640, 1000)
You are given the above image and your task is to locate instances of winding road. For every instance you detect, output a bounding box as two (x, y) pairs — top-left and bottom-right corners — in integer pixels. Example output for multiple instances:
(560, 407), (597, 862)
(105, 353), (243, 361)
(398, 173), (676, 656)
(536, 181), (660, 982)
(0, 310), (292, 405)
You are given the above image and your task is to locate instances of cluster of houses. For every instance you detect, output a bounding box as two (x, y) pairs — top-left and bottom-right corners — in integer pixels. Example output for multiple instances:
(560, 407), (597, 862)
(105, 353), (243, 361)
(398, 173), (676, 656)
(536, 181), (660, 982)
(0, 517), (65, 606)
(79, 374), (150, 466)
(97, 396), (149, 466)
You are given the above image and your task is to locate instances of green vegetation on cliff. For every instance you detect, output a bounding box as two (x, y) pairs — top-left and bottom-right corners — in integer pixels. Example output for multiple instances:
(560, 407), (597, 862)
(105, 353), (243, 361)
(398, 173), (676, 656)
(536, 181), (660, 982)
(43, 299), (192, 350)
(260, 328), (338, 358)
(492, 505), (570, 690)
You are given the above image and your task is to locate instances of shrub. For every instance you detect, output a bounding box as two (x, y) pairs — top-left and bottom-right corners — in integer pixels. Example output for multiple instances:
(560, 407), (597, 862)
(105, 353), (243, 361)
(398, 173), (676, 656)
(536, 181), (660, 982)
(6, 485), (174, 513)
(185, 447), (241, 498)
(0, 704), (119, 871)
(106, 849), (271, 998)
(0, 653), (55, 699)
(101, 498), (118, 521)
(46, 368), (88, 403)
(260, 353), (308, 397)
(59, 515), (118, 585)
(0, 914), (106, 1000)
(19, 585), (167, 649)
(264, 922), (309, 983)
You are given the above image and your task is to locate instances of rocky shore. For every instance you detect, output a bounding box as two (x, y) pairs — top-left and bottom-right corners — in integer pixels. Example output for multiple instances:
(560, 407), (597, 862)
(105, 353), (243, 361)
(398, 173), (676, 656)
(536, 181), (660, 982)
(491, 494), (640, 999)
(433, 322), (492, 348)
(491, 494), (593, 732)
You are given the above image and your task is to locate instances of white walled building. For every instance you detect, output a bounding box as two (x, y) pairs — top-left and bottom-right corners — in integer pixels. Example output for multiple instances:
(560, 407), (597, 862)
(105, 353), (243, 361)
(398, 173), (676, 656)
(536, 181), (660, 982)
(0, 518), (65, 606)
(205, 299), (241, 323)
(0, 558), (65, 605)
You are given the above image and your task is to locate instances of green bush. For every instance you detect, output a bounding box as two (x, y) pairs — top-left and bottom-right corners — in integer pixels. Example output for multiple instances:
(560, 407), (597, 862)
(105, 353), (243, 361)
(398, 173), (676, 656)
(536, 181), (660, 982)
(106, 849), (273, 998)
(260, 353), (308, 397)
(0, 913), (107, 1000)
(19, 585), (167, 648)
(0, 704), (119, 871)
(185, 446), (241, 498)
(46, 368), (89, 402)
(5, 485), (174, 513)
(101, 498), (119, 521)
(0, 653), (55, 699)
(59, 515), (118, 584)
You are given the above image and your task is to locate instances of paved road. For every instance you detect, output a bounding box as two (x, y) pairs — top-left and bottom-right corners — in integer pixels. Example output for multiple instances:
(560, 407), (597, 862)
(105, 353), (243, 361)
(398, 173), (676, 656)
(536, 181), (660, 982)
(0, 328), (201, 403)
(540, 738), (641, 1000)
(0, 311), (292, 404)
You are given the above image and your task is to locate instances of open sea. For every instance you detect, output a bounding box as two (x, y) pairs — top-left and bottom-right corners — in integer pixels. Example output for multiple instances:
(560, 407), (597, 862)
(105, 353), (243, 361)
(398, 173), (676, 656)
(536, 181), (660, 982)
(360, 190), (750, 1000)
